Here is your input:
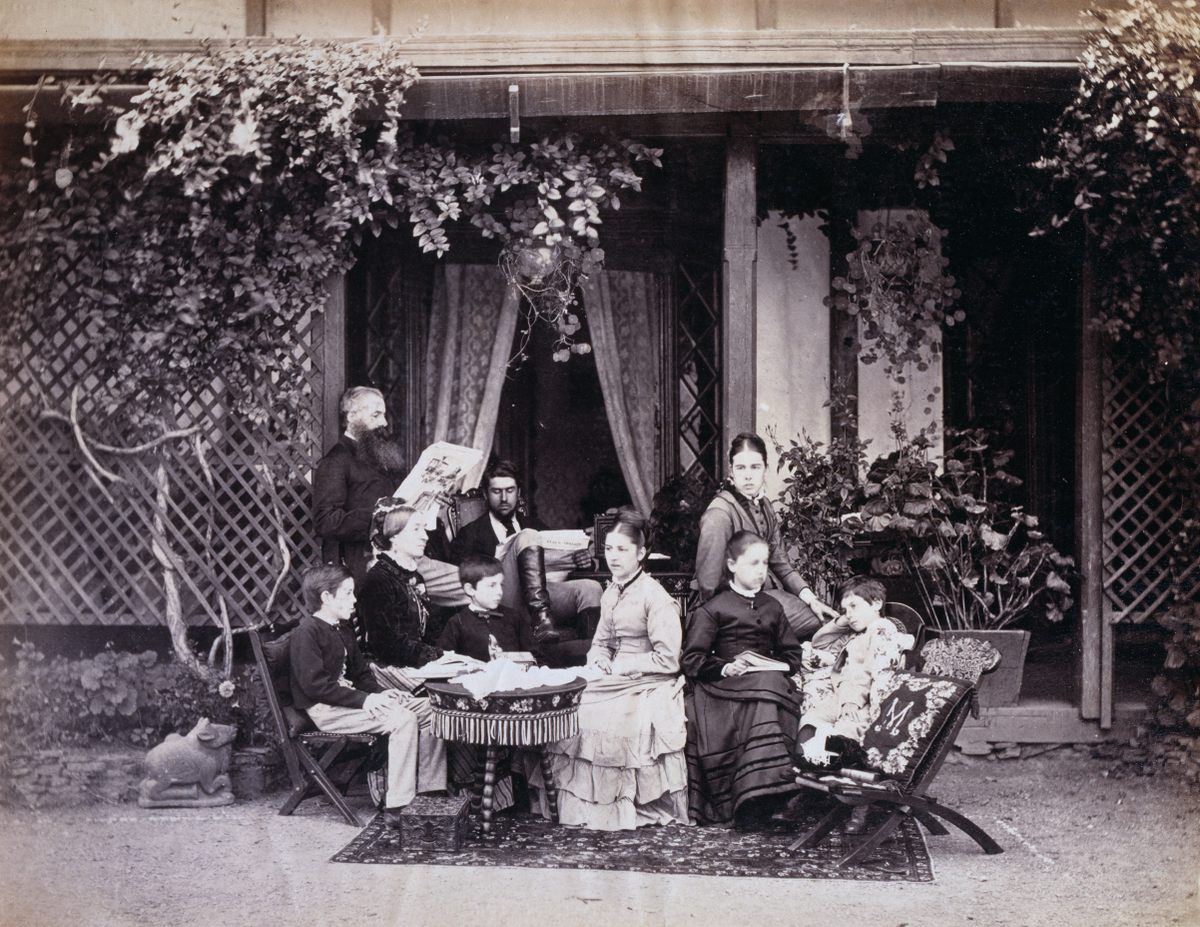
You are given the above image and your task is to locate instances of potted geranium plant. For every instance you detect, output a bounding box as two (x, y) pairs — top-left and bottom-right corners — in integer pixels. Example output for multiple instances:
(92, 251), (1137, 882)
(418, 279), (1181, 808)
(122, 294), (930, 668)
(855, 428), (1076, 706)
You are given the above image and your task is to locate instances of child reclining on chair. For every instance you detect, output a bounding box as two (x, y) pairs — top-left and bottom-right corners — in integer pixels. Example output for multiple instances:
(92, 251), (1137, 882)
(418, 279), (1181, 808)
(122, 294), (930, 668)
(795, 576), (914, 767)
(290, 563), (447, 826)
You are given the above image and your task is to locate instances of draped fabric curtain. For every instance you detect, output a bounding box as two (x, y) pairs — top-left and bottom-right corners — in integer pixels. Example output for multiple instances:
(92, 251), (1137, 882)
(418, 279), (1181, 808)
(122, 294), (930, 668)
(424, 264), (520, 488)
(580, 270), (661, 515)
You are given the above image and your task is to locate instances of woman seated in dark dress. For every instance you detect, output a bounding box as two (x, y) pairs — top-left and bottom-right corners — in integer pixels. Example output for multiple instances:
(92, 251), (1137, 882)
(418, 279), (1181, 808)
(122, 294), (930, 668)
(357, 500), (443, 669)
(682, 529), (806, 827)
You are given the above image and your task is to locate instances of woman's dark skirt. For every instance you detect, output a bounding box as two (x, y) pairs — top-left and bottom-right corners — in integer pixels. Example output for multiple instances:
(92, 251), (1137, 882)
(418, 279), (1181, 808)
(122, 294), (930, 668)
(685, 671), (801, 825)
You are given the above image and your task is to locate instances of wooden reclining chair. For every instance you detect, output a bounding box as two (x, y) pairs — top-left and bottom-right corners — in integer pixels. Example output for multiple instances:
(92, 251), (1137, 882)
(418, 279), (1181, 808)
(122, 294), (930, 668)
(789, 642), (1004, 866)
(249, 625), (381, 827)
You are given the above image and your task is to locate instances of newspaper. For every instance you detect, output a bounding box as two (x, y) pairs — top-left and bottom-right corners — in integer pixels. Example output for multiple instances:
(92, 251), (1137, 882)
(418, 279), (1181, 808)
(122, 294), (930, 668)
(493, 527), (590, 560)
(393, 442), (485, 512)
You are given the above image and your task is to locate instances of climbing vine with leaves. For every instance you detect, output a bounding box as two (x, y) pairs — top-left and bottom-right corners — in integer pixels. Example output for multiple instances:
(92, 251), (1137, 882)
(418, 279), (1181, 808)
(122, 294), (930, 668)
(0, 40), (660, 677)
(1038, 0), (1200, 731)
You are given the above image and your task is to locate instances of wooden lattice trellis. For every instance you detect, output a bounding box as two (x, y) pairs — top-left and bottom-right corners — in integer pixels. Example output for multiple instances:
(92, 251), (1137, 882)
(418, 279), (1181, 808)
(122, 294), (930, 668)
(0, 307), (326, 628)
(676, 259), (722, 487)
(1101, 355), (1199, 622)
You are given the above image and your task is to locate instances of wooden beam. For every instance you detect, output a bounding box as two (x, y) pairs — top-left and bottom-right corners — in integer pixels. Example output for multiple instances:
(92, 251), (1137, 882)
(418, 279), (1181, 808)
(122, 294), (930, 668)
(244, 0), (266, 37)
(958, 700), (1145, 747)
(0, 63), (1080, 126)
(320, 274), (347, 454)
(1077, 245), (1106, 723)
(722, 126), (757, 453)
(0, 29), (1089, 74)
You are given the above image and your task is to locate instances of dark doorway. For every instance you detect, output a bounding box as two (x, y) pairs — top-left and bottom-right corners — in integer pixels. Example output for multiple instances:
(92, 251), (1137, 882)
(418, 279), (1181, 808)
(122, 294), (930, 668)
(494, 315), (631, 529)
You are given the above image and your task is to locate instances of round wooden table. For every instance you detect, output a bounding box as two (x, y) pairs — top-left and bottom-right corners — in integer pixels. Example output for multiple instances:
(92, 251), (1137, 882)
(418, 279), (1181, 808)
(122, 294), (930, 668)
(425, 678), (587, 837)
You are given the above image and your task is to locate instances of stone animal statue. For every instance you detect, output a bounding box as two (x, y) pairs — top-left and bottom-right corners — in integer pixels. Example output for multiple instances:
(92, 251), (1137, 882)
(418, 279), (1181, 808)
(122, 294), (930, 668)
(138, 718), (237, 808)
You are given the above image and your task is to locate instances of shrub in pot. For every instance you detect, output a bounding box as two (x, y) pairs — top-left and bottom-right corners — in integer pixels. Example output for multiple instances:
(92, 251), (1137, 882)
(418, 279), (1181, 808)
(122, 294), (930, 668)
(856, 429), (1077, 705)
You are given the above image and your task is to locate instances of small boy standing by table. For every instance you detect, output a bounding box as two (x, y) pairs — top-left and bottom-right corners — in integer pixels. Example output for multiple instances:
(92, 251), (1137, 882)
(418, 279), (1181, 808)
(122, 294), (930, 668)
(435, 554), (530, 808)
(438, 555), (539, 663)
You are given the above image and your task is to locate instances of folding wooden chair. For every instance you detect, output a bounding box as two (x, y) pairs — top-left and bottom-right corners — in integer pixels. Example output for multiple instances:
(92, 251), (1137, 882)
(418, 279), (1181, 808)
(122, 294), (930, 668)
(248, 626), (381, 827)
(789, 670), (1003, 866)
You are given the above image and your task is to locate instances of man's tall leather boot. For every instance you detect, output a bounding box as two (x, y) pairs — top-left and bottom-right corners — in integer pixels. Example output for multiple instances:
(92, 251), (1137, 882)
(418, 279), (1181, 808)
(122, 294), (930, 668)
(516, 544), (561, 644)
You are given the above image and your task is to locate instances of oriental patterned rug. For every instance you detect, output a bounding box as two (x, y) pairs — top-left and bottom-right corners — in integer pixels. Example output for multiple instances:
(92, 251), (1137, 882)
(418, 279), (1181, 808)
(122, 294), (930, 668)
(331, 808), (933, 882)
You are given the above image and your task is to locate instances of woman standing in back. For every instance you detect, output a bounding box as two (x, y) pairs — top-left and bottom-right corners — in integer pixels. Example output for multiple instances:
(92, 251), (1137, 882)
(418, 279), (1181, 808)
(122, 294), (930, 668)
(694, 432), (839, 640)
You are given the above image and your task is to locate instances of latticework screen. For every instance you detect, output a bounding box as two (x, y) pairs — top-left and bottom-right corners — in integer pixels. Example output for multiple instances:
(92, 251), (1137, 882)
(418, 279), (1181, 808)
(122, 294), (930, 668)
(676, 260), (721, 487)
(0, 309), (325, 627)
(1101, 355), (1199, 622)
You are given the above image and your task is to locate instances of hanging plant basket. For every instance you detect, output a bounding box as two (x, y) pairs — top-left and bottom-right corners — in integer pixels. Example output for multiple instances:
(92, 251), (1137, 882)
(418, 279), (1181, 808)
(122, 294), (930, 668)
(828, 211), (963, 380)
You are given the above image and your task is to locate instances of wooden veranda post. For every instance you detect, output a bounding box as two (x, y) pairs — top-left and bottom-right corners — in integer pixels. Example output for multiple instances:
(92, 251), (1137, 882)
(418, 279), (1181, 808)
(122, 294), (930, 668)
(1076, 249), (1110, 726)
(828, 160), (859, 446)
(320, 274), (347, 454)
(722, 125), (757, 452)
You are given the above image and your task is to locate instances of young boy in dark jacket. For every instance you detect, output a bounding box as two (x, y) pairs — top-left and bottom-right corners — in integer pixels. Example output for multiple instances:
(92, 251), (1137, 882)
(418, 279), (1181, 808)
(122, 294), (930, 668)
(290, 563), (446, 820)
(438, 555), (539, 662)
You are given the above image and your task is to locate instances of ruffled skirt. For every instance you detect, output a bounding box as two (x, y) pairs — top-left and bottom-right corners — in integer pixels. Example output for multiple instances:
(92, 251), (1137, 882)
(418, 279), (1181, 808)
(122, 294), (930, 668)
(527, 674), (689, 831)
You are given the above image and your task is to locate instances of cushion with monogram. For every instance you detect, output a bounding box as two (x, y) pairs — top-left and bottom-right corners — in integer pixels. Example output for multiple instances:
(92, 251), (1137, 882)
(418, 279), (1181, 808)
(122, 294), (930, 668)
(861, 672), (972, 786)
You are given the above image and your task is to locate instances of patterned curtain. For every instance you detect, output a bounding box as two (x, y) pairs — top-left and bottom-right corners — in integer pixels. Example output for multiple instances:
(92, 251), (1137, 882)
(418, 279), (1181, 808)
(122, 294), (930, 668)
(581, 270), (661, 515)
(424, 264), (519, 488)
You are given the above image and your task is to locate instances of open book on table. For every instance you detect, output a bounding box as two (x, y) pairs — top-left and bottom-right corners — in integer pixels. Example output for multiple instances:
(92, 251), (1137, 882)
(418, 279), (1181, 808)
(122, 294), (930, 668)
(735, 650), (791, 673)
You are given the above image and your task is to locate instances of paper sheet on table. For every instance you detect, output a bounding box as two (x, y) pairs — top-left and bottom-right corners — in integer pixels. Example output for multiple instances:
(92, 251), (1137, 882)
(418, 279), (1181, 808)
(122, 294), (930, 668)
(455, 659), (598, 700)
(409, 651), (486, 680)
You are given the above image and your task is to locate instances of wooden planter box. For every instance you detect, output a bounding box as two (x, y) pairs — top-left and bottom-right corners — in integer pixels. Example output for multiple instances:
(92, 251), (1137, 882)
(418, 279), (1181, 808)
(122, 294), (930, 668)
(939, 628), (1031, 708)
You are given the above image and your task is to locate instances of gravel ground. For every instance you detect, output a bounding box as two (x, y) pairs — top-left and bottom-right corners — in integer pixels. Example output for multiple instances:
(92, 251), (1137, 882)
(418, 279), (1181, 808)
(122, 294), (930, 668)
(0, 749), (1196, 927)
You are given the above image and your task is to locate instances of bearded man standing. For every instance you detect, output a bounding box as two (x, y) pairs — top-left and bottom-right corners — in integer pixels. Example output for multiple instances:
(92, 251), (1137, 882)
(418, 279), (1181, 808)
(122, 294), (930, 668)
(313, 387), (410, 586)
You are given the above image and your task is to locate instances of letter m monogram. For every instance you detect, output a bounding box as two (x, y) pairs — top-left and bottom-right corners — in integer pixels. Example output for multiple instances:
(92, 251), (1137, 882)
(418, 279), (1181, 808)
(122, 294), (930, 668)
(882, 700), (914, 737)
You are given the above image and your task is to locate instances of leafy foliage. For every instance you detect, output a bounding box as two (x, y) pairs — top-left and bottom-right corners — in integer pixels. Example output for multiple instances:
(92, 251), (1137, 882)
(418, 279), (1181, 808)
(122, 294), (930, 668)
(859, 429), (1076, 631)
(0, 642), (273, 749)
(0, 41), (661, 437)
(772, 424), (869, 603)
(827, 211), (962, 383)
(1037, 0), (1200, 374)
(1039, 0), (1200, 731)
(774, 426), (1077, 631)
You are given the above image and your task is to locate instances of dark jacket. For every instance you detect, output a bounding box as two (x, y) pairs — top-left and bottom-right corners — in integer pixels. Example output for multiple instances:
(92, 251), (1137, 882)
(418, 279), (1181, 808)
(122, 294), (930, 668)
(681, 588), (805, 683)
(312, 436), (400, 583)
(437, 604), (537, 663)
(448, 510), (546, 564)
(694, 487), (809, 603)
(288, 615), (382, 711)
(358, 554), (444, 668)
